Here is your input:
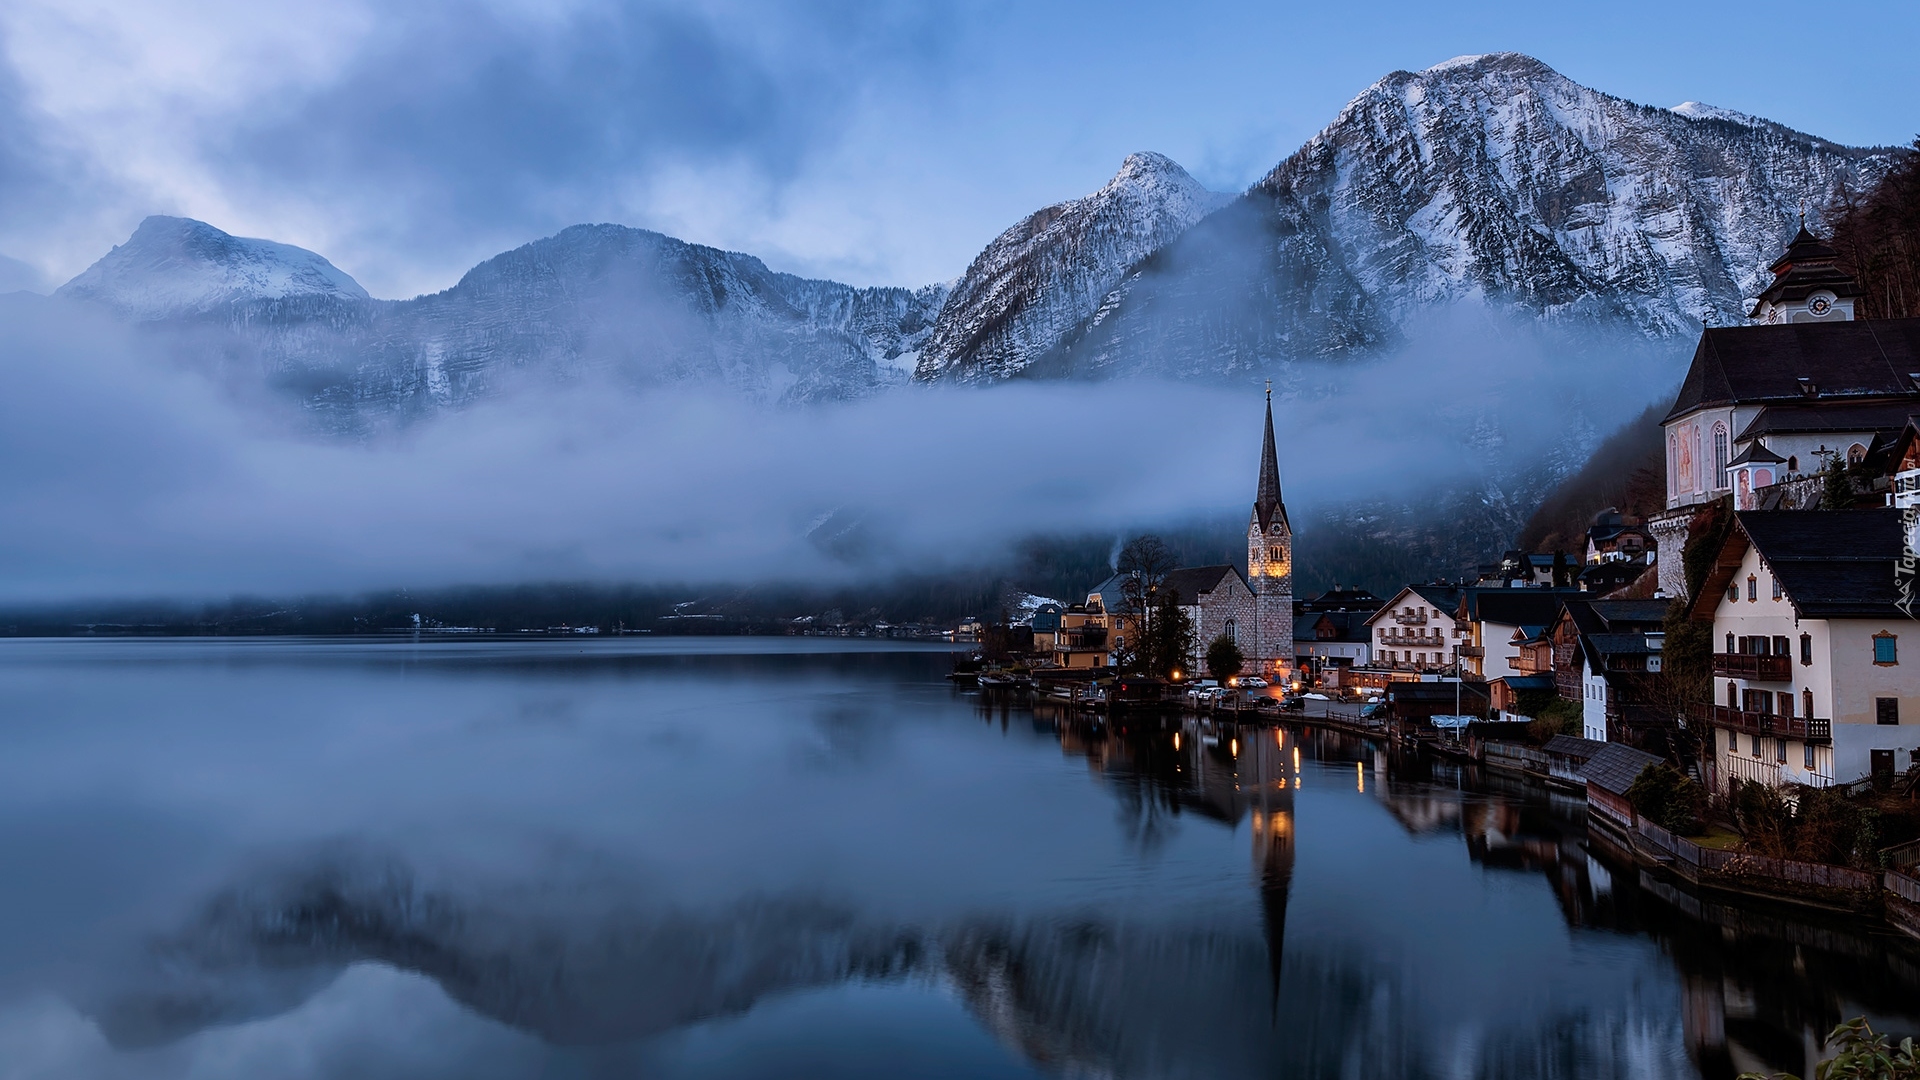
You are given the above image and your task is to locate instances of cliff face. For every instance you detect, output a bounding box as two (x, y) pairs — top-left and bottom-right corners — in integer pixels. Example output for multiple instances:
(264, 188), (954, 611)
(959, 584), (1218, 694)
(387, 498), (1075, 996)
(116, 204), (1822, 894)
(912, 152), (1228, 383)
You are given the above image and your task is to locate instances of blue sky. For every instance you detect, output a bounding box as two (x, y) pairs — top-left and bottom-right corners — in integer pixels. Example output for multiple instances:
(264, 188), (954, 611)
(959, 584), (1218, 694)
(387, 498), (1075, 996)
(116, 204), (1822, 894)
(2, 0), (1916, 298)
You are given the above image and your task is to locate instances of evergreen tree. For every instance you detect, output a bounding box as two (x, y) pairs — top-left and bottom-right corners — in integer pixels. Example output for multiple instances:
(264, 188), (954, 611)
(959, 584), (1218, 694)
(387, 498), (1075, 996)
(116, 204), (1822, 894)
(1205, 634), (1244, 682)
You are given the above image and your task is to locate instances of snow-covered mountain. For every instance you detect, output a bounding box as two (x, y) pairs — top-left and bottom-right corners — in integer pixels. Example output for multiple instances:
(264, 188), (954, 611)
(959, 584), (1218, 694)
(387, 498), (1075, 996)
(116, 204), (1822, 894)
(927, 52), (1898, 383)
(56, 216), (369, 319)
(61, 222), (947, 426)
(912, 152), (1228, 383)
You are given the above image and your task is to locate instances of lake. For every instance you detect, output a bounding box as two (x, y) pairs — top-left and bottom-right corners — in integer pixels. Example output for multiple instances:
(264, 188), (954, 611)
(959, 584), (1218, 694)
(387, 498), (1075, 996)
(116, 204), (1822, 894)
(0, 637), (1914, 1079)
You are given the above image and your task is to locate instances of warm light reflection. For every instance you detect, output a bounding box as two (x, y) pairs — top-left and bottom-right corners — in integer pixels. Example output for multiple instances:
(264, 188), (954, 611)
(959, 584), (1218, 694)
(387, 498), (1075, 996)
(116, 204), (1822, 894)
(1292, 746), (1301, 772)
(1274, 729), (1283, 746)
(1172, 732), (1180, 750)
(1357, 761), (1365, 792)
(1230, 738), (1239, 757)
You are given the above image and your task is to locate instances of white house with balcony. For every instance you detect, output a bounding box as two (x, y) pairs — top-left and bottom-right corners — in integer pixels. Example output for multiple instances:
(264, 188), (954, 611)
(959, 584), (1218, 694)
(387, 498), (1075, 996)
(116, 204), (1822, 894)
(1692, 509), (1920, 794)
(1364, 585), (1466, 673)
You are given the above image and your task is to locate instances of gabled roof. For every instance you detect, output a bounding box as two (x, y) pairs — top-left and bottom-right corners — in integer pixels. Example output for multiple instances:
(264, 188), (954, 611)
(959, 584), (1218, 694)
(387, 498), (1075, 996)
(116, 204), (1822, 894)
(1492, 674), (1554, 692)
(1734, 401), (1920, 443)
(1584, 743), (1665, 796)
(1366, 584), (1464, 626)
(1295, 610), (1370, 642)
(1162, 565), (1248, 603)
(1585, 599), (1672, 629)
(1543, 734), (1605, 763)
(1087, 573), (1130, 612)
(1664, 318), (1920, 422)
(1303, 587), (1382, 612)
(1689, 509), (1911, 619)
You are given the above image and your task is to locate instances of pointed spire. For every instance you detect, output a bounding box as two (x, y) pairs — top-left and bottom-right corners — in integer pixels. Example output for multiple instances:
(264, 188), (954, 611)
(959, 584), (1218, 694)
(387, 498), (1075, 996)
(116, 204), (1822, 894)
(1254, 385), (1287, 532)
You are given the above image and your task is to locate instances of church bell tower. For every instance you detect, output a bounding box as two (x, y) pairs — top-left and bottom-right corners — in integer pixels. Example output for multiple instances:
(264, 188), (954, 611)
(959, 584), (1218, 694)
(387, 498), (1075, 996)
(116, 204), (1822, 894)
(1247, 384), (1294, 679)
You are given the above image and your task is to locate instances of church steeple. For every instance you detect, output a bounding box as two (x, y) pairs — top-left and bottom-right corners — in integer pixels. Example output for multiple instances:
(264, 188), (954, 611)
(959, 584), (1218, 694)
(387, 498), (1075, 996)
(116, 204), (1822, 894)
(1254, 381), (1288, 531)
(1750, 224), (1861, 323)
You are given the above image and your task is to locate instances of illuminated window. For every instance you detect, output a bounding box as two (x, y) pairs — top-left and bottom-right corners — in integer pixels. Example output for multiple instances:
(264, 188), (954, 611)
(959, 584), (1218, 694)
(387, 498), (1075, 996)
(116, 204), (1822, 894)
(1875, 633), (1898, 665)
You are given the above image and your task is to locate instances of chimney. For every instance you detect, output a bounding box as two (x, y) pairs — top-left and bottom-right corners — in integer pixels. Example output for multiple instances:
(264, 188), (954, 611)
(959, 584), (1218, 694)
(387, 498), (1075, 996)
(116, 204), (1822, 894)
(1797, 377), (1818, 398)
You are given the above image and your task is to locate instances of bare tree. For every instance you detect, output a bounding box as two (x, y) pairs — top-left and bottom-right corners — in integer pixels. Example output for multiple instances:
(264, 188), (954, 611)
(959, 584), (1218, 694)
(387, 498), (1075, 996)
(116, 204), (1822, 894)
(1116, 535), (1175, 618)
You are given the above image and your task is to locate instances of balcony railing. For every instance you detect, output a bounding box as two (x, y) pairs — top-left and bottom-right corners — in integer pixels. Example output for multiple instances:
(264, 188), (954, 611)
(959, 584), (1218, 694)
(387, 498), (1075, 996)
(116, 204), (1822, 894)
(1391, 611), (1429, 626)
(1380, 634), (1444, 647)
(1695, 703), (1831, 743)
(1712, 653), (1792, 680)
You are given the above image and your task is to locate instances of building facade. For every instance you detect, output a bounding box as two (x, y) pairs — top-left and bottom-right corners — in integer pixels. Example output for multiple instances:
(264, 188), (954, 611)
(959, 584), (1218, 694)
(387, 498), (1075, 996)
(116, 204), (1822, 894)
(1694, 510), (1920, 793)
(1365, 586), (1467, 673)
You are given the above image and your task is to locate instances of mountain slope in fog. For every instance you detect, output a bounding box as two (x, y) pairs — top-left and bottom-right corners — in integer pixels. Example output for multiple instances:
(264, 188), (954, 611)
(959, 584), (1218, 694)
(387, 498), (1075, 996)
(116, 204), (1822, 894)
(61, 222), (947, 428)
(931, 52), (1896, 382)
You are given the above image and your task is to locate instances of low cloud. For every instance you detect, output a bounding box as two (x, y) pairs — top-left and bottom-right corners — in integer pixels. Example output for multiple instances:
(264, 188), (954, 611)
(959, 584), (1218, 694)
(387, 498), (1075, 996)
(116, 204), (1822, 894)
(0, 295), (1681, 603)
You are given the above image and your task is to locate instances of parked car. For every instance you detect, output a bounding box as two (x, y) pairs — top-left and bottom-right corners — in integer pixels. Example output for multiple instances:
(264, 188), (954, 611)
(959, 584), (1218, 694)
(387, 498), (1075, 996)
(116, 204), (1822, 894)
(1239, 676), (1269, 689)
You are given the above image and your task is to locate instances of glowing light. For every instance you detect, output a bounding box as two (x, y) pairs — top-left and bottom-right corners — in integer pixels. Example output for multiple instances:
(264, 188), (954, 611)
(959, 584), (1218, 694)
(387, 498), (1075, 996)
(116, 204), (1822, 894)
(1172, 732), (1181, 750)
(1230, 738), (1239, 757)
(1170, 670), (1182, 681)
(1357, 761), (1365, 792)
(1292, 747), (1301, 772)
(1275, 729), (1283, 746)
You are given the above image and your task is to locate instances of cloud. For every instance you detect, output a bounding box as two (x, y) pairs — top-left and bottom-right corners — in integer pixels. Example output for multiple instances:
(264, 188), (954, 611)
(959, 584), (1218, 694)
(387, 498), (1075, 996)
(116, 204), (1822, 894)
(0, 293), (1681, 603)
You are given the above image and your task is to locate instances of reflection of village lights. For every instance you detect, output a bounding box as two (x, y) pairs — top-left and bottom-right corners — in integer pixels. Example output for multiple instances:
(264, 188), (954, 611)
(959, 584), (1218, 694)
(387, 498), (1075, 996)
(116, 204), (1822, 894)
(1274, 729), (1282, 746)
(1230, 738), (1239, 757)
(1357, 761), (1365, 792)
(1292, 746), (1301, 772)
(1172, 732), (1180, 750)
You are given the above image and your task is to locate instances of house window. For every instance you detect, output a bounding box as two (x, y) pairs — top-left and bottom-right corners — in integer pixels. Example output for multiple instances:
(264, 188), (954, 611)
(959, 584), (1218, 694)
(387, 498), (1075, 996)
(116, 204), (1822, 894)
(1805, 742), (1816, 769)
(1875, 633), (1898, 665)
(1714, 424), (1730, 488)
(1800, 633), (1813, 665)
(1780, 692), (1795, 719)
(1878, 698), (1900, 725)
(1804, 688), (1815, 719)
(1726, 632), (1736, 654)
(1751, 733), (1763, 757)
(1772, 577), (1783, 600)
(1727, 585), (1739, 604)
(1747, 575), (1758, 602)
(1727, 681), (1738, 708)
(1772, 636), (1789, 657)
(1777, 738), (1788, 763)
(1788, 455), (1799, 472)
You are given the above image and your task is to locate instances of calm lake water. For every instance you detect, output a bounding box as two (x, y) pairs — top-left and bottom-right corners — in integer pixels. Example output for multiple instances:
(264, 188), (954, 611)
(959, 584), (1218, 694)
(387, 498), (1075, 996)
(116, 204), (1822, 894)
(1, 637), (1915, 1079)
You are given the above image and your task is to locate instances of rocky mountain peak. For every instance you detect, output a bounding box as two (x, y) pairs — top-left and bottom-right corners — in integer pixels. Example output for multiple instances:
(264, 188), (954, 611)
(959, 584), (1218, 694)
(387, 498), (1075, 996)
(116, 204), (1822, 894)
(57, 216), (368, 320)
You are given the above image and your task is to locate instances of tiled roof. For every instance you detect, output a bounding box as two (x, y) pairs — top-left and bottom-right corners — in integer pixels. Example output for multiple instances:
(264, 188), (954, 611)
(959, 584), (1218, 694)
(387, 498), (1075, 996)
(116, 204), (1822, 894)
(1692, 510), (1909, 619)
(1584, 743), (1665, 796)
(1664, 318), (1920, 422)
(1543, 735), (1605, 762)
(1735, 401), (1920, 442)
(1161, 565), (1247, 604)
(1461, 587), (1581, 626)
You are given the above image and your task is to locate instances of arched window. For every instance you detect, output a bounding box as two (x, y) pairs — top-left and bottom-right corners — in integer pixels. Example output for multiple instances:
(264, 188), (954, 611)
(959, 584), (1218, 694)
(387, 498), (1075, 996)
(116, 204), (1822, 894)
(1788, 455), (1799, 473)
(1224, 619), (1235, 643)
(1726, 632), (1735, 654)
(1713, 423), (1730, 488)
(1849, 443), (1867, 465)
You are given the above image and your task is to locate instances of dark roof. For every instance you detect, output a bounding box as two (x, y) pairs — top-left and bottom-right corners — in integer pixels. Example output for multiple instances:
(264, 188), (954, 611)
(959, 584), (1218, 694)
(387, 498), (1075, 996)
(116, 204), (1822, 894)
(1585, 632), (1660, 656)
(1664, 318), (1920, 422)
(1543, 735), (1605, 762)
(1460, 587), (1581, 626)
(1303, 587), (1382, 612)
(1493, 674), (1554, 692)
(1161, 565), (1248, 604)
(1369, 584), (1464, 625)
(1253, 393), (1288, 532)
(1585, 600), (1672, 629)
(1690, 509), (1910, 619)
(1584, 743), (1665, 796)
(1728, 441), (1787, 466)
(1086, 573), (1130, 612)
(1294, 610), (1370, 642)
(1734, 401), (1920, 442)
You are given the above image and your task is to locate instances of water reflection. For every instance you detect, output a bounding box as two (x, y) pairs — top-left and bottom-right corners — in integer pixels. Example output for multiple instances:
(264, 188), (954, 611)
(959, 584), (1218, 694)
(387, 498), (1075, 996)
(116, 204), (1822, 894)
(0, 640), (1916, 1078)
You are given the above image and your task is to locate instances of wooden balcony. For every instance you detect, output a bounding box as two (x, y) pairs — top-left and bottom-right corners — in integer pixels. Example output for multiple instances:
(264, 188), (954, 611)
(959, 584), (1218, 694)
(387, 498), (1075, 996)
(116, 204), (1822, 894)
(1695, 703), (1831, 743)
(1712, 653), (1792, 680)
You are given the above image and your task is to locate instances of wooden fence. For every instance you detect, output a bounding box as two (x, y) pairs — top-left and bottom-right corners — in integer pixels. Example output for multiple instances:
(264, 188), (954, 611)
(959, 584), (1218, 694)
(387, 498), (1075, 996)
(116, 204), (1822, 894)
(1882, 838), (1920, 872)
(1888, 869), (1920, 906)
(1635, 819), (1880, 891)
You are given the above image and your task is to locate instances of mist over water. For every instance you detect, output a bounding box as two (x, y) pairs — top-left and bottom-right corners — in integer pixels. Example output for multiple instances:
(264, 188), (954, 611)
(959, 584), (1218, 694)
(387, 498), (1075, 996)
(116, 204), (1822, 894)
(0, 294), (1681, 603)
(0, 638), (1911, 1079)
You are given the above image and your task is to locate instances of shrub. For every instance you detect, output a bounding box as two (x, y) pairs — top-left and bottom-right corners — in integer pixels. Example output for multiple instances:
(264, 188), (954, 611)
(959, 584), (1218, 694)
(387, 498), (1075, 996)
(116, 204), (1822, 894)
(1627, 763), (1704, 834)
(1737, 1016), (1920, 1079)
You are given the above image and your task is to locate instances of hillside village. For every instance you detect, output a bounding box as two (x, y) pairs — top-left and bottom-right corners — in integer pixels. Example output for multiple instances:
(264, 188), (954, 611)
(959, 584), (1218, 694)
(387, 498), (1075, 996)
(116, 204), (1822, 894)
(964, 220), (1920, 930)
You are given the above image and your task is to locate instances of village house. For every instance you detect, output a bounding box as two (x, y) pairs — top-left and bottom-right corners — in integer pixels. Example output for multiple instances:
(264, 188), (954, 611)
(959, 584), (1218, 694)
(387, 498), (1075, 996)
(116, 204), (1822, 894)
(1293, 610), (1372, 686)
(1585, 508), (1651, 564)
(1545, 599), (1670, 743)
(1649, 229), (1920, 597)
(1456, 587), (1580, 680)
(1364, 585), (1466, 674)
(1692, 509), (1919, 793)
